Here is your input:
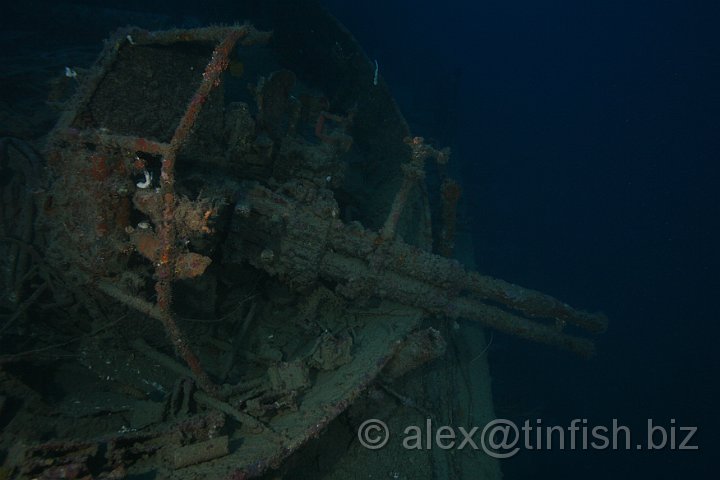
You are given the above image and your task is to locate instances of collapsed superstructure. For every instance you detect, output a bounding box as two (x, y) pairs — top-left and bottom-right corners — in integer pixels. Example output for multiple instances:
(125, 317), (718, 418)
(0, 8), (607, 479)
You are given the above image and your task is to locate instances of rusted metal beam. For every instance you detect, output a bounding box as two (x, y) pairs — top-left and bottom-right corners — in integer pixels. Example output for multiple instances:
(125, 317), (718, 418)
(153, 28), (248, 397)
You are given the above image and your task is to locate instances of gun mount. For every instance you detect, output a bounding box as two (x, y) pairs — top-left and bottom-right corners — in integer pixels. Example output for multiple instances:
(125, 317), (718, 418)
(0, 7), (607, 479)
(223, 180), (607, 357)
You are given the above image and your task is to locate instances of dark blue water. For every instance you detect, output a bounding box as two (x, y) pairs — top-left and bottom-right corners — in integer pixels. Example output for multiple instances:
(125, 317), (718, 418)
(328, 0), (720, 479)
(323, 0), (719, 477)
(3, 0), (718, 478)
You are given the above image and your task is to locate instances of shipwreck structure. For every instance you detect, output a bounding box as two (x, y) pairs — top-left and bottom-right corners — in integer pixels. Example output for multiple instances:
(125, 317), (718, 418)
(0, 4), (607, 479)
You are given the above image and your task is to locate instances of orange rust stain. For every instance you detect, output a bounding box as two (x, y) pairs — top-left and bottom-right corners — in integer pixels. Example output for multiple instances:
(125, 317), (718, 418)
(132, 156), (146, 172)
(90, 155), (109, 181)
(115, 159), (128, 176)
(96, 221), (109, 237)
(175, 252), (212, 279)
(116, 197), (131, 229)
(132, 231), (161, 261)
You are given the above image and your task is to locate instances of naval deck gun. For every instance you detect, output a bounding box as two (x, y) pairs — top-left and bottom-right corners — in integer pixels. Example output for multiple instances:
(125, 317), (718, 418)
(0, 6), (606, 478)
